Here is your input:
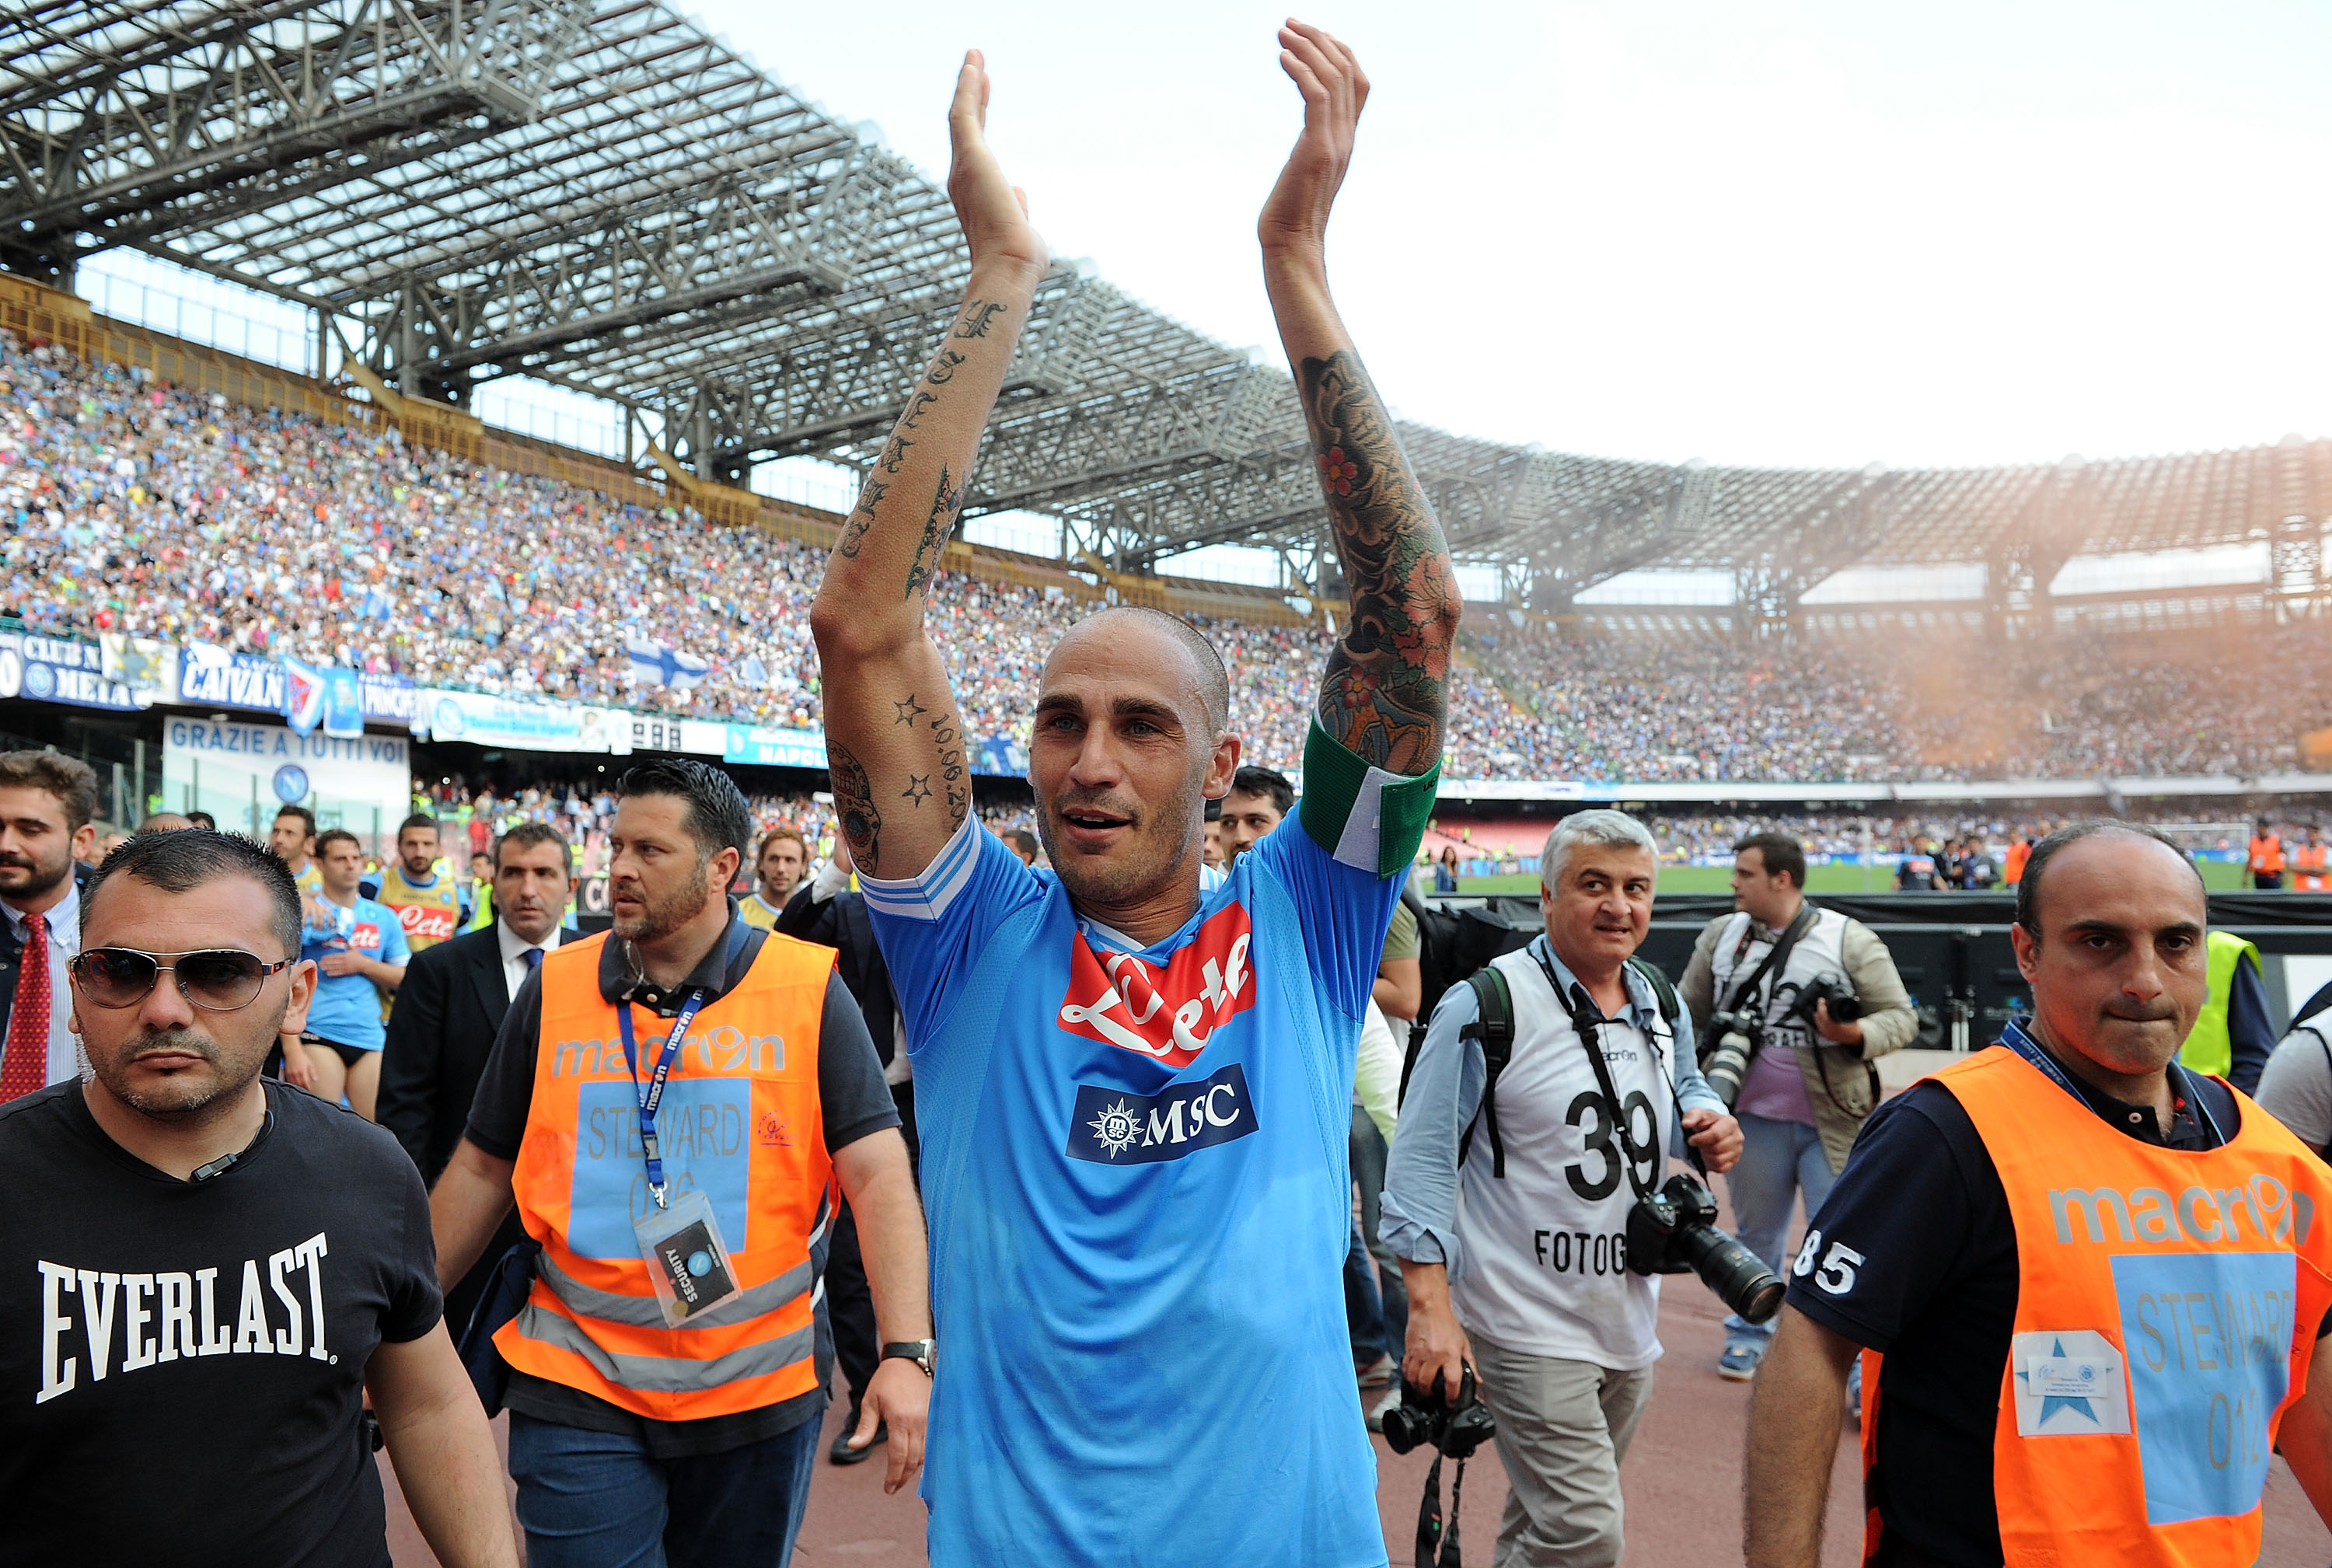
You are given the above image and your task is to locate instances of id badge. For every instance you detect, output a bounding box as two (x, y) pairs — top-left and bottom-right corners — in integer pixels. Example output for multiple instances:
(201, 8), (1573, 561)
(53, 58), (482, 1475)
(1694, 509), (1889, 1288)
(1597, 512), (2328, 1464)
(633, 1187), (741, 1328)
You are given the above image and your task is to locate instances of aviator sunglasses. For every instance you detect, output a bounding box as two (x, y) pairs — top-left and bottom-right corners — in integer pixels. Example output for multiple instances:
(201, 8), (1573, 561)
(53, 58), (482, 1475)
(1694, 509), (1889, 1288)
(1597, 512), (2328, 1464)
(68, 948), (294, 1011)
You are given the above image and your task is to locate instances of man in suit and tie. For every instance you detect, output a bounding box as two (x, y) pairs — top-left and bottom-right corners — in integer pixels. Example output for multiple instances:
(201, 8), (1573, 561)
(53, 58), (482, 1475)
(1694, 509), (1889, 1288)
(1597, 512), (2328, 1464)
(0, 750), (99, 1103)
(379, 822), (576, 1332)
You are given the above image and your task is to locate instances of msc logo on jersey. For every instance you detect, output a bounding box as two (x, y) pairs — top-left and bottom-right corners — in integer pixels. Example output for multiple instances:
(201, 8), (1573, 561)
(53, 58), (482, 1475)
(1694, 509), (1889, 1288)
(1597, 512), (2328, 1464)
(1057, 905), (1255, 1068)
(1067, 1062), (1258, 1166)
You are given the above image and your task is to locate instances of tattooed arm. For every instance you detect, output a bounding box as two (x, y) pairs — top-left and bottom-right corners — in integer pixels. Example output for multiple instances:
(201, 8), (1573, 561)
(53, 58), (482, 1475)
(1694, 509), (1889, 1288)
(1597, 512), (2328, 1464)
(1259, 22), (1460, 776)
(810, 51), (1048, 878)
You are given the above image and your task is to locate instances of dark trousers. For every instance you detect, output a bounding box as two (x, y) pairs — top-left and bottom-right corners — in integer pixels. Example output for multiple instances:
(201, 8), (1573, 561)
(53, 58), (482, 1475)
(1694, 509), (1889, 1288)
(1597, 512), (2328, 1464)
(508, 1409), (820, 1568)
(829, 1082), (916, 1409)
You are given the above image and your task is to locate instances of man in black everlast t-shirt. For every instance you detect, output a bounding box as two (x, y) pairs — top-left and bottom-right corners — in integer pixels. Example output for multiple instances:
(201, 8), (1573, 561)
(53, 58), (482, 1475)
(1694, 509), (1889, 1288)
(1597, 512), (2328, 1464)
(0, 831), (516, 1568)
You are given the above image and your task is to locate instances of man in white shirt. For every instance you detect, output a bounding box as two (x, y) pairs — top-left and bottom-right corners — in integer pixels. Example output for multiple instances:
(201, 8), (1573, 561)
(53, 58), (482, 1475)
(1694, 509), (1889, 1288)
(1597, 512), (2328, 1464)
(0, 749), (98, 1101)
(1384, 811), (1743, 1568)
(379, 823), (575, 1332)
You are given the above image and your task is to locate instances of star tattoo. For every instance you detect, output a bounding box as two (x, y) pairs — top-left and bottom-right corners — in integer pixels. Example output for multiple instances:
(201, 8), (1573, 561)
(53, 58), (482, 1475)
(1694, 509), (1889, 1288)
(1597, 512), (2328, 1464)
(902, 775), (932, 807)
(893, 693), (927, 725)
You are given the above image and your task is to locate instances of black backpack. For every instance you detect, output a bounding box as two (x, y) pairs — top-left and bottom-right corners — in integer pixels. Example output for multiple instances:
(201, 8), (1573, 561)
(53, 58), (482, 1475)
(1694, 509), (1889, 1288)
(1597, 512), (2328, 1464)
(1438, 955), (1681, 1180)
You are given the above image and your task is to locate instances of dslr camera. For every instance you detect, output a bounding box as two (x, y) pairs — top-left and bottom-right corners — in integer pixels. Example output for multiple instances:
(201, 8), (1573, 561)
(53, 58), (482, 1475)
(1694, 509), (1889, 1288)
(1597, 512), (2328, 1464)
(1381, 1364), (1497, 1459)
(1700, 1008), (1761, 1109)
(1626, 1172), (1784, 1324)
(1796, 974), (1865, 1025)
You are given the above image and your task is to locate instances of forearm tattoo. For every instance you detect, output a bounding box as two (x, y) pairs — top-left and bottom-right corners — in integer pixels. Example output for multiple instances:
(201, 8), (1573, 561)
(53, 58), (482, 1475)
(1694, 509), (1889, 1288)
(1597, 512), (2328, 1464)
(829, 742), (881, 868)
(1298, 350), (1458, 774)
(903, 464), (965, 602)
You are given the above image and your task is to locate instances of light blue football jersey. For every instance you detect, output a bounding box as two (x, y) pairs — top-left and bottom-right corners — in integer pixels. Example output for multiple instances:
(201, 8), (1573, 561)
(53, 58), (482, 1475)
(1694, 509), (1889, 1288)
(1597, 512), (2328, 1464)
(864, 729), (1431, 1567)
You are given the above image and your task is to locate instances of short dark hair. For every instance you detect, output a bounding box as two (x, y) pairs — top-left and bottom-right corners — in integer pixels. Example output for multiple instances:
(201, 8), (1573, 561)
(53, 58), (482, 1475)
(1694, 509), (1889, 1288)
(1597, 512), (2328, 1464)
(274, 803), (316, 836)
(1073, 606), (1231, 735)
(313, 827), (360, 858)
(2016, 821), (2203, 938)
(398, 812), (438, 838)
(1227, 766), (1294, 819)
(757, 825), (807, 863)
(616, 759), (752, 861)
(85, 829), (301, 959)
(1005, 828), (1039, 858)
(495, 821), (572, 875)
(0, 749), (99, 832)
(1734, 832), (1807, 889)
(186, 811), (217, 831)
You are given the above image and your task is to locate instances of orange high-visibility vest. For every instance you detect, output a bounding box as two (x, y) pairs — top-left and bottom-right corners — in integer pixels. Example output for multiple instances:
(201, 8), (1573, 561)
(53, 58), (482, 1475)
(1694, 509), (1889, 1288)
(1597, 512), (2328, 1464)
(496, 928), (837, 1423)
(1859, 1046), (2332, 1567)
(2250, 834), (2285, 875)
(2292, 843), (2327, 892)
(2002, 840), (2031, 887)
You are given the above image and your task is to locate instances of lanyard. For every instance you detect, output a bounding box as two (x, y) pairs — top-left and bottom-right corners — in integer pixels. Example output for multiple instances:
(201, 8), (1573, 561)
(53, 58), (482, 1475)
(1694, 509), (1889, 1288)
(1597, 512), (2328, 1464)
(616, 987), (708, 1208)
(2000, 1016), (2226, 1148)
(1532, 947), (1688, 1193)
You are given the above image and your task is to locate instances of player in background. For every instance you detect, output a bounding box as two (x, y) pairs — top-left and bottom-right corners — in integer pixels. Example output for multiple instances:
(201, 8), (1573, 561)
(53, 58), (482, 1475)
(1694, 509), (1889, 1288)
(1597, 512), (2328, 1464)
(368, 812), (470, 959)
(810, 24), (1458, 1565)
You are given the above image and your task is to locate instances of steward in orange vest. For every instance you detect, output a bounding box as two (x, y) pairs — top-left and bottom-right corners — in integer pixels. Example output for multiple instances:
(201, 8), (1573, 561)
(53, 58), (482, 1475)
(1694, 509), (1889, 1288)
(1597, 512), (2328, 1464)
(425, 760), (930, 1566)
(1743, 822), (2332, 1568)
(2292, 829), (2327, 893)
(2250, 825), (2286, 890)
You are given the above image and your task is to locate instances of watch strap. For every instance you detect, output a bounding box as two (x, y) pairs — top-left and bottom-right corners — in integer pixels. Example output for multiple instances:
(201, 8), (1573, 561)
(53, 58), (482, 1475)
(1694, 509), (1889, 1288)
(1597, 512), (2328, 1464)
(881, 1339), (935, 1373)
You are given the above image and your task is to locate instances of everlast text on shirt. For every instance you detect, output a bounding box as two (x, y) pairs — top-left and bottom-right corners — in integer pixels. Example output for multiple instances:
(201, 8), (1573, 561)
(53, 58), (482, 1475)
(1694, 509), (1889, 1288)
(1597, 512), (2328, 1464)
(35, 1231), (334, 1404)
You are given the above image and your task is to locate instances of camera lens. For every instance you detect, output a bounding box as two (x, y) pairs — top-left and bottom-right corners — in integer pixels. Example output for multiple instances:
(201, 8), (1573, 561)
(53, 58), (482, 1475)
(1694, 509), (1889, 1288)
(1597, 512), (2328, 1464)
(1702, 1031), (1754, 1109)
(1672, 1224), (1786, 1324)
(1381, 1402), (1428, 1455)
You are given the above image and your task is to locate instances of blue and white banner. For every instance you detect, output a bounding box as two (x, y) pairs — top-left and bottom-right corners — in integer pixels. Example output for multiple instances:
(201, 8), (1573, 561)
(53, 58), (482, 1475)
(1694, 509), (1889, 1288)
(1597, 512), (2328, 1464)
(179, 643), (286, 712)
(322, 668), (364, 740)
(625, 636), (707, 689)
(976, 734), (1028, 777)
(0, 630), (147, 711)
(722, 725), (826, 770)
(414, 689), (601, 753)
(358, 670), (415, 725)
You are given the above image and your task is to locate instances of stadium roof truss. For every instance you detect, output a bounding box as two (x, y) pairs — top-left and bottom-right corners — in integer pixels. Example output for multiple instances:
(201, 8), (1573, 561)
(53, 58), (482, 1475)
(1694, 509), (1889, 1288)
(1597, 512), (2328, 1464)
(4, 0), (2330, 611)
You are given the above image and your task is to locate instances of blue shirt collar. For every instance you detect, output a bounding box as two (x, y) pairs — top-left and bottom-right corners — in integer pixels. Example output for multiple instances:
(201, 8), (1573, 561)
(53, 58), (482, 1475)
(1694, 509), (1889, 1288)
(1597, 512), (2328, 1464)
(1529, 933), (1660, 1032)
(1999, 1015), (2226, 1147)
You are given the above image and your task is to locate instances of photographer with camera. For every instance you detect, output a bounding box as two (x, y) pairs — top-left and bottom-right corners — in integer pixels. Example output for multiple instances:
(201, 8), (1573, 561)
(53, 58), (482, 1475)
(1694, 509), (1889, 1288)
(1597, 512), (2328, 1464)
(1383, 811), (1760, 1568)
(1681, 832), (1917, 1385)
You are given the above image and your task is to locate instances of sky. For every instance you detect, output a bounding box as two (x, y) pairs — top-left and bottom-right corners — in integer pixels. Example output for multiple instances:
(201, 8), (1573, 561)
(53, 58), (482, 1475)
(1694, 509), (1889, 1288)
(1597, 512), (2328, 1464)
(684, 0), (2332, 473)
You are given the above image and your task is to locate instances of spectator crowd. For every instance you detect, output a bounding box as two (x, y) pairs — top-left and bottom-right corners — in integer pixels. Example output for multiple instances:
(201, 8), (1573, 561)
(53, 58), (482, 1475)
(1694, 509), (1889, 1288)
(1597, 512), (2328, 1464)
(5, 334), (2332, 787)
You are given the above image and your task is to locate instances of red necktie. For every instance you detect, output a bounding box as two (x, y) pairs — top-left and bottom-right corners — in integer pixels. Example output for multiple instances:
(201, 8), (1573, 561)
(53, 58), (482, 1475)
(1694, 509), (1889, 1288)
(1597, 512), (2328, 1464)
(0, 913), (51, 1102)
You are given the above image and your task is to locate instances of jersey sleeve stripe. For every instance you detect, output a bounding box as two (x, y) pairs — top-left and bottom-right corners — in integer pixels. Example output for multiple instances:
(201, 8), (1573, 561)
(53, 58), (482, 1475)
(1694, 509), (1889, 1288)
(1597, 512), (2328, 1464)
(858, 813), (983, 921)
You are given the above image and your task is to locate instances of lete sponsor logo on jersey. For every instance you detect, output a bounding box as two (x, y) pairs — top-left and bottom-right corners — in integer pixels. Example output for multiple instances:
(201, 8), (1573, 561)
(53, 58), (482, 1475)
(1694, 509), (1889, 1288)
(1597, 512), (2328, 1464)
(1057, 905), (1255, 1067)
(389, 901), (456, 941)
(1068, 1062), (1258, 1165)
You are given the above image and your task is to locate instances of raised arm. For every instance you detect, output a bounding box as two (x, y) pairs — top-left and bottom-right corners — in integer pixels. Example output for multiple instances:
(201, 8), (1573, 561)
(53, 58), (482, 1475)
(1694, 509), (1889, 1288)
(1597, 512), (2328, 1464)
(1261, 23), (1461, 777)
(810, 51), (1049, 880)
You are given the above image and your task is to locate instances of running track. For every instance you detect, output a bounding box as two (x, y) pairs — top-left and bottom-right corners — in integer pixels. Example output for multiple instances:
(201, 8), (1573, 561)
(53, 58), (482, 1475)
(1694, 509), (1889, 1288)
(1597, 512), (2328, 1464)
(385, 1280), (2332, 1565)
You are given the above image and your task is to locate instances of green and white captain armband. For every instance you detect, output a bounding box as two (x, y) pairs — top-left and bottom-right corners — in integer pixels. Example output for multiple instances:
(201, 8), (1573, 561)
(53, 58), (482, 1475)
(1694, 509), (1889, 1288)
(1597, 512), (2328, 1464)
(1298, 718), (1440, 879)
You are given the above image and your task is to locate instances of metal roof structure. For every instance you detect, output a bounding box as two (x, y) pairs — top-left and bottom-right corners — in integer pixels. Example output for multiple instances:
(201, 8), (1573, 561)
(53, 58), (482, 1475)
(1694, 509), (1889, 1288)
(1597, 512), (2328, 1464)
(3, 0), (2327, 616)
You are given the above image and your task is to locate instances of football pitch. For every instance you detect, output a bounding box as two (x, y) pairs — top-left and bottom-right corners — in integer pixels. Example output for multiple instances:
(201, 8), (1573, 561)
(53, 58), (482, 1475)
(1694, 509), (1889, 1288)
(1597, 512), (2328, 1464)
(1453, 859), (2253, 897)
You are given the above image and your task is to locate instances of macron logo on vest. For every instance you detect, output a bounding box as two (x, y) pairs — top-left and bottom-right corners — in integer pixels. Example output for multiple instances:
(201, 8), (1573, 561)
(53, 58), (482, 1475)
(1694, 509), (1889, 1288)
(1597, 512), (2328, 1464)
(551, 1023), (786, 1077)
(2049, 1174), (2316, 1248)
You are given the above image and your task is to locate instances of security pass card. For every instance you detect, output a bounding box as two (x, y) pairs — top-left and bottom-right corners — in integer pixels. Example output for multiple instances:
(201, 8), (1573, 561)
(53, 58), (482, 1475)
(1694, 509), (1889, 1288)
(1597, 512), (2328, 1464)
(635, 1186), (741, 1327)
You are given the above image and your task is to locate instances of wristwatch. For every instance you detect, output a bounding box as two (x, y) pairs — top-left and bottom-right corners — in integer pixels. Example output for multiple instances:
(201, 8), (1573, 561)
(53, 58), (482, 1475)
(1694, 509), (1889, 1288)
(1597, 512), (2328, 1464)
(881, 1339), (936, 1377)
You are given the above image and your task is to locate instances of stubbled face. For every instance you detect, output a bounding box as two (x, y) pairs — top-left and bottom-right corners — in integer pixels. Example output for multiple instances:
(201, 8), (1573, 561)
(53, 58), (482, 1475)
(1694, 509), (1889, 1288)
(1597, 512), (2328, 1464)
(758, 837), (805, 902)
(268, 816), (310, 865)
(0, 786), (85, 903)
(399, 826), (438, 878)
(2012, 833), (2208, 1078)
(73, 873), (313, 1122)
(1219, 790), (1283, 863)
(607, 794), (732, 944)
(1031, 616), (1237, 911)
(319, 837), (365, 897)
(494, 840), (574, 946)
(1541, 845), (1656, 972)
(1730, 848), (1794, 928)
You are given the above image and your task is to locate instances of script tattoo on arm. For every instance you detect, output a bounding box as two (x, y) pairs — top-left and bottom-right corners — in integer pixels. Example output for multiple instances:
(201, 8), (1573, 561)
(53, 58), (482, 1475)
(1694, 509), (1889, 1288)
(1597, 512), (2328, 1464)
(903, 465), (965, 602)
(828, 742), (881, 869)
(1298, 350), (1458, 775)
(837, 477), (887, 558)
(955, 300), (1007, 339)
(930, 709), (969, 826)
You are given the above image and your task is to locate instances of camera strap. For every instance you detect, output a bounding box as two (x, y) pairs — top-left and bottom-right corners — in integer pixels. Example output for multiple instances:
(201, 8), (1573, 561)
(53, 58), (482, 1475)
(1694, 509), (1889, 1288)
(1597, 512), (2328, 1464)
(1535, 949), (1661, 1205)
(1416, 1449), (1471, 1568)
(1719, 902), (1818, 1020)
